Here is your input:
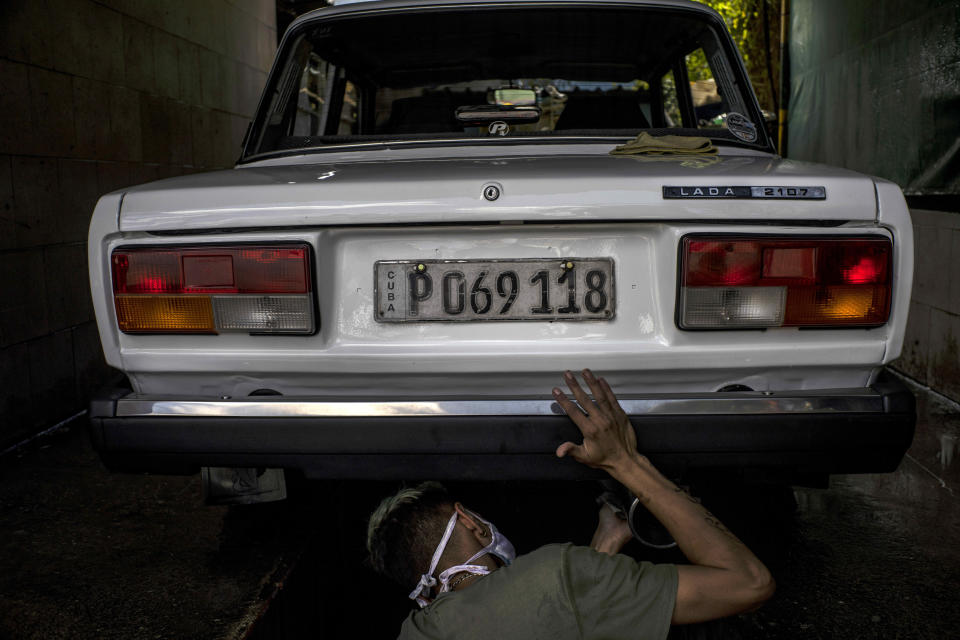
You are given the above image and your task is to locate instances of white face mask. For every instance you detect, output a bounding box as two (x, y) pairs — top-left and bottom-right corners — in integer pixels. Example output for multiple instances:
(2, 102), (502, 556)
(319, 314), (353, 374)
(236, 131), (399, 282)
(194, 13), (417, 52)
(408, 509), (516, 608)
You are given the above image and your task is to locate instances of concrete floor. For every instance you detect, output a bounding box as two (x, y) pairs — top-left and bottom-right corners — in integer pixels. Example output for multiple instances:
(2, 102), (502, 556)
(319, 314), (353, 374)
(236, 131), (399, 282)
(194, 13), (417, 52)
(0, 426), (317, 640)
(725, 386), (960, 640)
(1, 381), (957, 639)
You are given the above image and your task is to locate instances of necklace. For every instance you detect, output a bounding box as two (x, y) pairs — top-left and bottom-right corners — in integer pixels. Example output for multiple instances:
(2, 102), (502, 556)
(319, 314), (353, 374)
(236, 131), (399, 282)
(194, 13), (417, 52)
(448, 572), (474, 590)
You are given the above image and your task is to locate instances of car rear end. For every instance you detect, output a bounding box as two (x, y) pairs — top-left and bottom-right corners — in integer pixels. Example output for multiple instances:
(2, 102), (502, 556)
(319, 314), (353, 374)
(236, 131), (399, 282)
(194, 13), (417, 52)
(87, 155), (915, 480)
(86, 0), (916, 482)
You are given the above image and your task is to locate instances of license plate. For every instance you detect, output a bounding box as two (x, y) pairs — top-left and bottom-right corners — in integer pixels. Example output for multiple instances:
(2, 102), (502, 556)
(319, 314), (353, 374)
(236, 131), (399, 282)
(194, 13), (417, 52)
(375, 258), (615, 322)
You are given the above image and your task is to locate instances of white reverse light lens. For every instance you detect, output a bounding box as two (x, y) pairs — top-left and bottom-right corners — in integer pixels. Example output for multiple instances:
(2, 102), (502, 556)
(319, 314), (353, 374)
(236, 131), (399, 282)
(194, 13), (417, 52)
(213, 295), (313, 333)
(681, 287), (786, 328)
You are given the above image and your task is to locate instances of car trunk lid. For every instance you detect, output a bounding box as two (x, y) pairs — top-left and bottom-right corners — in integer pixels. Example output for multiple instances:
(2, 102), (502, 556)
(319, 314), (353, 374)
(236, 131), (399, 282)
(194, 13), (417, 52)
(117, 146), (877, 231)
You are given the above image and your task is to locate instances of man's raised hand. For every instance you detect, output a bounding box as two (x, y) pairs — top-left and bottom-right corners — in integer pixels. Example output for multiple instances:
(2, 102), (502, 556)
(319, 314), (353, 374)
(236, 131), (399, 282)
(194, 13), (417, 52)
(556, 371), (776, 622)
(553, 369), (640, 473)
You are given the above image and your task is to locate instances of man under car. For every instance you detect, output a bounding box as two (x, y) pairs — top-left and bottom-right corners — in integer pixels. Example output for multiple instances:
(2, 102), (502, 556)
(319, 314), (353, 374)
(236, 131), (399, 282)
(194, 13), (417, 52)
(366, 369), (775, 639)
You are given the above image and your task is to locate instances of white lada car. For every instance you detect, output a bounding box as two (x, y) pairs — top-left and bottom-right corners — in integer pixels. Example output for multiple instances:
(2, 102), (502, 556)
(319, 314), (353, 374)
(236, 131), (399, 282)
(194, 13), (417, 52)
(88, 0), (915, 499)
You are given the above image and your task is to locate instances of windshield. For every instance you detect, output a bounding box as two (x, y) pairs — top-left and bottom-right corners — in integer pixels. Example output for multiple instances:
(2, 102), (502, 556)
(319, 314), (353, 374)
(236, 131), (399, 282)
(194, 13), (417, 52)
(245, 4), (768, 159)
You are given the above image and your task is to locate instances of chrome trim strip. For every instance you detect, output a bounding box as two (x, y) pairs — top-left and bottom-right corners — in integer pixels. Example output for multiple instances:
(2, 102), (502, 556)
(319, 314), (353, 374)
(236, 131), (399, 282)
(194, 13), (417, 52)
(115, 390), (882, 418)
(241, 136), (633, 163)
(241, 135), (757, 164)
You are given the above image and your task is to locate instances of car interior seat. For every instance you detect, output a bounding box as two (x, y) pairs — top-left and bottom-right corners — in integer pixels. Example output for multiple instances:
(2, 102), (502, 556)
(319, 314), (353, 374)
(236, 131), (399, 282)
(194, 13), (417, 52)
(554, 91), (651, 130)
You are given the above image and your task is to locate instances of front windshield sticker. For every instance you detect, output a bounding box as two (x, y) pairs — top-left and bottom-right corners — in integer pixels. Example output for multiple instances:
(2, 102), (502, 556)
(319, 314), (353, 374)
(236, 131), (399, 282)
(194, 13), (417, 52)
(488, 121), (509, 136)
(725, 112), (758, 143)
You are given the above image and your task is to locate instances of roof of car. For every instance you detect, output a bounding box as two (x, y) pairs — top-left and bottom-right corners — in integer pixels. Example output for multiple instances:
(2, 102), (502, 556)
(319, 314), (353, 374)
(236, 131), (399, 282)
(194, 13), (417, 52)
(288, 0), (722, 35)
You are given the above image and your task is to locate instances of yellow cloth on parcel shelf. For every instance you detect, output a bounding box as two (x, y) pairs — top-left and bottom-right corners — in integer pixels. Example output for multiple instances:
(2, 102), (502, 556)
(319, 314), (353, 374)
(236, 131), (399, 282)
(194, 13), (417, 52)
(610, 132), (717, 156)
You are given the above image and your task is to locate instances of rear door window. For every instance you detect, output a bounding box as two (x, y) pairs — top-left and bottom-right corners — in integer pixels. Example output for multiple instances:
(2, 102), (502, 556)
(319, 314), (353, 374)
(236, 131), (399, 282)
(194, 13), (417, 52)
(685, 48), (726, 128)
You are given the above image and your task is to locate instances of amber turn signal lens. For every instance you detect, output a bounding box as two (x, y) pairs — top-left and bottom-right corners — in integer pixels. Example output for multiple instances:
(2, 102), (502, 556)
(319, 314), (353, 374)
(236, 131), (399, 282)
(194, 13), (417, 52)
(784, 285), (890, 326)
(116, 295), (216, 333)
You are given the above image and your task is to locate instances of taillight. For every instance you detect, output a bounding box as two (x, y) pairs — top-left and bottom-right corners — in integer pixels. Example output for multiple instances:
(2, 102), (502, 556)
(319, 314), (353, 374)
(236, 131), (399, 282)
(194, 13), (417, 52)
(679, 236), (891, 329)
(111, 245), (315, 334)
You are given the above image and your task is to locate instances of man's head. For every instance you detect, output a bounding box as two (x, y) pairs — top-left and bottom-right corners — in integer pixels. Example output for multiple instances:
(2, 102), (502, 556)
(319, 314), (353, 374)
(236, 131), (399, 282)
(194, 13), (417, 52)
(366, 482), (495, 588)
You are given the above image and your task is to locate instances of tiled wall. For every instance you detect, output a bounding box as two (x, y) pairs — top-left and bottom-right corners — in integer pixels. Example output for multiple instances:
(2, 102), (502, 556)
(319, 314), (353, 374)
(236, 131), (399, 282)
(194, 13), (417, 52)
(897, 209), (960, 402)
(787, 0), (959, 194)
(787, 0), (960, 402)
(0, 0), (277, 447)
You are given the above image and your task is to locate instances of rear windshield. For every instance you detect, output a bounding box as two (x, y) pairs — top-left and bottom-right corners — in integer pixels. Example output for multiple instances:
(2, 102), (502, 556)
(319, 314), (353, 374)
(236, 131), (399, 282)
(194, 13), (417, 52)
(245, 5), (767, 159)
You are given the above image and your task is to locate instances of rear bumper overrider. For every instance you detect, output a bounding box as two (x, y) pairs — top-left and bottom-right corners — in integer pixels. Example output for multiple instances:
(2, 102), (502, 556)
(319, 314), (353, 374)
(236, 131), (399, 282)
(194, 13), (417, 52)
(89, 372), (915, 479)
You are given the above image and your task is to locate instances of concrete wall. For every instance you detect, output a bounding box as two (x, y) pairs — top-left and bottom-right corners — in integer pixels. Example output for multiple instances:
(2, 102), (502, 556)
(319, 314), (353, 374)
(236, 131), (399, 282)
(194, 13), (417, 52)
(897, 209), (960, 401)
(787, 0), (959, 195)
(786, 0), (960, 403)
(0, 0), (277, 448)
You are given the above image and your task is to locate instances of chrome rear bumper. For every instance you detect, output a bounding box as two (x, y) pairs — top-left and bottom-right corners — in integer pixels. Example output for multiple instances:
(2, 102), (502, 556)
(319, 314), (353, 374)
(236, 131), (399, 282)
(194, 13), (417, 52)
(89, 372), (915, 480)
(114, 389), (883, 418)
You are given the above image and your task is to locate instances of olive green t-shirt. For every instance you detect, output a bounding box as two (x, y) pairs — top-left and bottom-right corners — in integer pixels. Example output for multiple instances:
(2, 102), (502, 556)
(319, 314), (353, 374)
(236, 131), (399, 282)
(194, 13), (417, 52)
(399, 543), (677, 640)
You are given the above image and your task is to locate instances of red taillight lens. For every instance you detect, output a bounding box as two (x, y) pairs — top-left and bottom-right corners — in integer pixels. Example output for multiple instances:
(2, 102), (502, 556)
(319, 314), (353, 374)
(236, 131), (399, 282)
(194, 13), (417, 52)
(685, 240), (762, 285)
(112, 251), (183, 293)
(234, 247), (310, 293)
(762, 247), (816, 283)
(111, 244), (314, 334)
(112, 246), (309, 294)
(679, 236), (892, 329)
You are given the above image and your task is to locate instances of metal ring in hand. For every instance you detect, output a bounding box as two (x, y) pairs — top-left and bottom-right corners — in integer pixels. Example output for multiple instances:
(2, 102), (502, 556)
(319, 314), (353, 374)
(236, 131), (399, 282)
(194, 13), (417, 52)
(628, 498), (678, 549)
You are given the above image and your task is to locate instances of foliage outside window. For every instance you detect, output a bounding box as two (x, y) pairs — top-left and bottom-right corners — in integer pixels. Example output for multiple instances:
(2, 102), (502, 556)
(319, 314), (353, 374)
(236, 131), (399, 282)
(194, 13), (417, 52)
(695, 0), (780, 113)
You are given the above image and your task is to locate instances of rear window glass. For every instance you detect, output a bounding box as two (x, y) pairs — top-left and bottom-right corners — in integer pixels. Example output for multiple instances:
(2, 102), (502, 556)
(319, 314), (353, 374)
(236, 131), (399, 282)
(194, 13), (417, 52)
(247, 6), (763, 157)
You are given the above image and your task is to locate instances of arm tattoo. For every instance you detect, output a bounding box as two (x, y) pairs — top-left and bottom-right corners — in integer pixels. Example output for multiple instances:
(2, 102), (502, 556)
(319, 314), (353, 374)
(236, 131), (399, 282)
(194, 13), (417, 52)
(668, 485), (745, 546)
(673, 485), (702, 505)
(703, 511), (745, 546)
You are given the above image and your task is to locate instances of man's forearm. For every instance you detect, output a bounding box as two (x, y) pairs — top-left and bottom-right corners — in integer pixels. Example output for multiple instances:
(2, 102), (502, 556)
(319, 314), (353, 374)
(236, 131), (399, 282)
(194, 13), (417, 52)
(611, 453), (757, 571)
(610, 453), (774, 622)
